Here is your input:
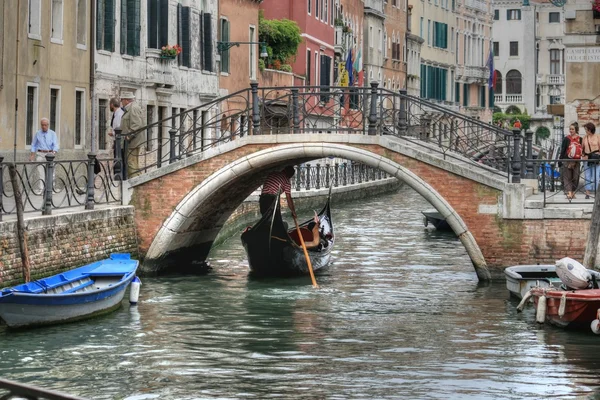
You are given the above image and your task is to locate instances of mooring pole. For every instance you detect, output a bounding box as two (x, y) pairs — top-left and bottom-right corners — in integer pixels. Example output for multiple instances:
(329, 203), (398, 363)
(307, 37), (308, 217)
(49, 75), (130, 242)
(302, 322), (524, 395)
(8, 163), (31, 282)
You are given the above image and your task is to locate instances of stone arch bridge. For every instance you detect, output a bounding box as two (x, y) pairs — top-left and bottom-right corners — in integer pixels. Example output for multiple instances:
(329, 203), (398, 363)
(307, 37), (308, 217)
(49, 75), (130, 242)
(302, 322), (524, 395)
(122, 85), (581, 281)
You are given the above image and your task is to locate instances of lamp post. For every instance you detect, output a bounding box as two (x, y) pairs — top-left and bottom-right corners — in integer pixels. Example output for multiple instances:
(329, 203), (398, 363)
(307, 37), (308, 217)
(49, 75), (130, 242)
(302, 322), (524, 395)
(216, 41), (269, 58)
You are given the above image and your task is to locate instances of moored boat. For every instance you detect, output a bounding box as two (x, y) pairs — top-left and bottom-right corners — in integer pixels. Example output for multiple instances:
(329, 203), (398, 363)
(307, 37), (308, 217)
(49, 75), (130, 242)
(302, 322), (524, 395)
(241, 194), (334, 277)
(504, 264), (560, 299)
(0, 253), (139, 329)
(421, 210), (452, 231)
(529, 287), (600, 330)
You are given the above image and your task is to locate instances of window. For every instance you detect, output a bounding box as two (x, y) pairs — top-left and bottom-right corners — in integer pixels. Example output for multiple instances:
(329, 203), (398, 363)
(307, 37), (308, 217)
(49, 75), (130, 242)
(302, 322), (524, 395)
(550, 95), (561, 104)
(220, 18), (230, 73)
(319, 54), (332, 102)
(463, 84), (469, 106)
(76, 0), (87, 46)
(420, 17), (423, 38)
(378, 29), (382, 51)
(427, 20), (431, 46)
(26, 84), (39, 145)
(249, 26), (256, 79)
(50, 87), (60, 135)
(51, 0), (63, 42)
(28, 0), (41, 39)
(146, 105), (154, 150)
(493, 41), (499, 57)
(315, 51), (319, 85)
(308, 0), (311, 14)
(121, 0), (141, 56)
(75, 89), (85, 147)
(550, 49), (560, 74)
(433, 22), (448, 49)
(306, 49), (311, 85)
(178, 5), (191, 67)
(369, 26), (373, 48)
(509, 41), (518, 56)
(493, 9), (499, 20)
(157, 106), (166, 165)
(324, 0), (328, 23)
(420, 64), (448, 101)
(480, 86), (486, 107)
(98, 99), (108, 150)
(316, 0), (319, 18)
(549, 12), (560, 23)
(506, 70), (522, 94)
(97, 0), (115, 51)
(148, 0), (169, 50)
(495, 71), (503, 94)
(202, 12), (214, 72)
(507, 9), (521, 20)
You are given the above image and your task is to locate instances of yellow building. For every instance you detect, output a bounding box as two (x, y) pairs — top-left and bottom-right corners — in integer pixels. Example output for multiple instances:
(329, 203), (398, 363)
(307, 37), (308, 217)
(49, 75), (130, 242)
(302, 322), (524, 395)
(0, 0), (92, 161)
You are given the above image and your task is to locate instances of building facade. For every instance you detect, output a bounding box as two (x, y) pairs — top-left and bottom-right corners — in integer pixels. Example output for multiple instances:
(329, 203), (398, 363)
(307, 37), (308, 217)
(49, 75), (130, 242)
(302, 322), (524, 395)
(0, 0), (92, 161)
(94, 0), (219, 156)
(406, 5), (424, 96)
(382, 0), (408, 92)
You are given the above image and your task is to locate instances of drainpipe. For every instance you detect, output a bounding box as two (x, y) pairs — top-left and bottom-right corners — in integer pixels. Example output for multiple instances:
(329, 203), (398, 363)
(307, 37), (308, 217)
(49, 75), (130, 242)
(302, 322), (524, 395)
(13, 0), (20, 162)
(90, 0), (96, 153)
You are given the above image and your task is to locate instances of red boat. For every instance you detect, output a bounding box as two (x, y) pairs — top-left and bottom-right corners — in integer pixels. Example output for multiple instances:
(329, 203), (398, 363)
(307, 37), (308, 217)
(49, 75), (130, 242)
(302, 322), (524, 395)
(530, 287), (600, 330)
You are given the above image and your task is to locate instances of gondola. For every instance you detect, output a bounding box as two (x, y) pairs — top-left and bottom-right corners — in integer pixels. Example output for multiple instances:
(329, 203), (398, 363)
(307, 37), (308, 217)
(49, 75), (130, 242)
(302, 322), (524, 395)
(241, 192), (334, 277)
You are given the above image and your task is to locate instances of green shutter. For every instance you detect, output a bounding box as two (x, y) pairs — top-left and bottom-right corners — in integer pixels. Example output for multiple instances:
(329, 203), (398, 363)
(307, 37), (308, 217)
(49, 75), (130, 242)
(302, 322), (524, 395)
(441, 69), (447, 101)
(120, 0), (127, 54)
(96, 0), (102, 50)
(463, 84), (468, 106)
(489, 88), (494, 108)
(182, 7), (191, 67)
(106, 0), (115, 51)
(177, 3), (182, 64)
(159, 0), (169, 48)
(148, 0), (158, 49)
(126, 0), (140, 56)
(455, 82), (459, 102)
(420, 64), (426, 98)
(203, 13), (213, 72)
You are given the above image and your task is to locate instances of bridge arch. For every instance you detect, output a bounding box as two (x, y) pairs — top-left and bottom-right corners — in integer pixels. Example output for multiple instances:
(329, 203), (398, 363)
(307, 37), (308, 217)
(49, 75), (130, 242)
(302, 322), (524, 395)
(143, 143), (490, 280)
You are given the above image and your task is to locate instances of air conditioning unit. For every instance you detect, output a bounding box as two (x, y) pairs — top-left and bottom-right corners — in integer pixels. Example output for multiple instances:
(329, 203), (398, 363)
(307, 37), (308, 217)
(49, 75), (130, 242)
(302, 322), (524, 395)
(564, 10), (576, 20)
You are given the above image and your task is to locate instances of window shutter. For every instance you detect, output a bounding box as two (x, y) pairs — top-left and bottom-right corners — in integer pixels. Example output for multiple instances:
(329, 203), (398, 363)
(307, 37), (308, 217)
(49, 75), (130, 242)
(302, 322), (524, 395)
(489, 87), (494, 108)
(148, 0), (158, 49)
(120, 1), (127, 54)
(126, 0), (140, 56)
(96, 0), (103, 49)
(455, 82), (459, 102)
(181, 7), (191, 67)
(106, 0), (115, 51)
(306, 50), (311, 85)
(203, 13), (213, 72)
(177, 3), (182, 65)
(159, 0), (169, 47)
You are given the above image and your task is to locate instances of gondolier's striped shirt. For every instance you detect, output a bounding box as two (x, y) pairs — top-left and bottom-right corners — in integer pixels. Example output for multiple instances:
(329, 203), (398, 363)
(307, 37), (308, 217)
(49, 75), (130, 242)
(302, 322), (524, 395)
(261, 171), (291, 196)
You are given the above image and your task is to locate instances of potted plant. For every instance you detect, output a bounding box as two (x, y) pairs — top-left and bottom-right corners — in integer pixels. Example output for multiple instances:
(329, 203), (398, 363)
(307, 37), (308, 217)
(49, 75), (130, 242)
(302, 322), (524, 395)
(161, 44), (182, 59)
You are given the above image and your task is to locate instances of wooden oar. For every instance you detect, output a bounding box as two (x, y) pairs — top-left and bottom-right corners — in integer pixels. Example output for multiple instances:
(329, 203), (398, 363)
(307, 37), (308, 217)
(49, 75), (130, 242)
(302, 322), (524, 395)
(292, 214), (319, 288)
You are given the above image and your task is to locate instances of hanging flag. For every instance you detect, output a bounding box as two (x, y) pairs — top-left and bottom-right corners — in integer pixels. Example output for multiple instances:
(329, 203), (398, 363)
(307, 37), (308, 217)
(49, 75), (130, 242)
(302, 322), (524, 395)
(353, 46), (363, 86)
(345, 49), (354, 87)
(486, 48), (496, 89)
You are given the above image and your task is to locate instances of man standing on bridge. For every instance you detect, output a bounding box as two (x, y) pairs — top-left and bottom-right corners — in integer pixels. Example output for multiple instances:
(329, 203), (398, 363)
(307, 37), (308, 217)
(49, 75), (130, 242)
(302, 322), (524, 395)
(260, 166), (297, 218)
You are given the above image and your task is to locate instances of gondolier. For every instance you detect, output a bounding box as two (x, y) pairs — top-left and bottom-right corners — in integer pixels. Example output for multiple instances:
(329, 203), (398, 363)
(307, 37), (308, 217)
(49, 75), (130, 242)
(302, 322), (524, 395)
(260, 166), (297, 218)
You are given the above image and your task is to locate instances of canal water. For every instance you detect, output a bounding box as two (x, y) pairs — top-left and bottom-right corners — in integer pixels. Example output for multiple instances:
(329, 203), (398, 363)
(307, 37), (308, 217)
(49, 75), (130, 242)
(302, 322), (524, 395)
(2, 187), (600, 399)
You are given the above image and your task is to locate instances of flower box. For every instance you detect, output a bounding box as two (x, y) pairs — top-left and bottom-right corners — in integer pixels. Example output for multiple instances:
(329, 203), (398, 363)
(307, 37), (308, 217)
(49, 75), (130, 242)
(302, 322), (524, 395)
(160, 54), (177, 60)
(160, 44), (182, 58)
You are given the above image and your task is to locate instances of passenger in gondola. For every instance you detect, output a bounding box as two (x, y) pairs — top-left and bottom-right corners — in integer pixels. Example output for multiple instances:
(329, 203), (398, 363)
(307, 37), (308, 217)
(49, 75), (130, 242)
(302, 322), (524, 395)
(260, 166), (298, 218)
(303, 213), (322, 249)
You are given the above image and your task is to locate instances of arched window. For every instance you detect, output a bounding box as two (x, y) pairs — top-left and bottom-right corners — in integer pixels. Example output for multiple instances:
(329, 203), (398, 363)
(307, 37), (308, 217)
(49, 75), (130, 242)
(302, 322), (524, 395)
(506, 70), (522, 94)
(495, 71), (503, 94)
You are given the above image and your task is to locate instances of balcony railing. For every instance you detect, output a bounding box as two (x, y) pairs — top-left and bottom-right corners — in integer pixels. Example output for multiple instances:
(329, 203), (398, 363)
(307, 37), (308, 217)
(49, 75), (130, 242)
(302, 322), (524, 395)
(456, 66), (489, 82)
(547, 74), (565, 84)
(495, 94), (523, 103)
(464, 0), (488, 12)
(364, 0), (385, 15)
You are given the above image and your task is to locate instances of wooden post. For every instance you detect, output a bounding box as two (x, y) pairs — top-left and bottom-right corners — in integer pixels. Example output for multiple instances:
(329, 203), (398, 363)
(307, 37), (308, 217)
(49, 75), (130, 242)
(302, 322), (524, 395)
(584, 193), (600, 269)
(8, 163), (31, 282)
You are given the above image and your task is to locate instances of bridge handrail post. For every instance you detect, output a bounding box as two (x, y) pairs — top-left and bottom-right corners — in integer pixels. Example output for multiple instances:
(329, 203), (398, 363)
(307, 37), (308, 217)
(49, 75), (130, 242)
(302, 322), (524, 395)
(251, 81), (260, 135)
(334, 162), (339, 187)
(169, 128), (177, 164)
(325, 164), (330, 188)
(525, 129), (534, 179)
(295, 165), (301, 191)
(43, 154), (55, 216)
(291, 88), (300, 133)
(316, 163), (321, 190)
(511, 129), (522, 183)
(342, 162), (347, 186)
(398, 89), (408, 135)
(350, 162), (355, 184)
(0, 156), (3, 221)
(357, 163), (363, 184)
(85, 153), (96, 210)
(368, 81), (379, 135)
(114, 129), (123, 179)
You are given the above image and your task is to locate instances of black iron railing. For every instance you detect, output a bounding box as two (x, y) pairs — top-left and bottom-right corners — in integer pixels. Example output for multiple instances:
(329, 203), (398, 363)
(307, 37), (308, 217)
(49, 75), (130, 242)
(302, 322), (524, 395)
(534, 159), (599, 206)
(0, 378), (87, 400)
(292, 162), (390, 191)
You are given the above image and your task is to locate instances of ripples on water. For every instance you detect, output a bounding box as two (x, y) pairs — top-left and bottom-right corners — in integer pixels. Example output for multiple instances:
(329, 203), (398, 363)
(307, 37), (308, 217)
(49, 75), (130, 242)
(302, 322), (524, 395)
(2, 187), (600, 399)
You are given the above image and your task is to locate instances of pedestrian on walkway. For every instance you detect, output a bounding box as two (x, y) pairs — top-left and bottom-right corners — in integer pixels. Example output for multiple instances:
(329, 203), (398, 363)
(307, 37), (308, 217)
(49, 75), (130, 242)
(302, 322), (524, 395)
(120, 91), (146, 178)
(582, 122), (600, 199)
(560, 122), (582, 200)
(29, 118), (59, 192)
(107, 97), (125, 160)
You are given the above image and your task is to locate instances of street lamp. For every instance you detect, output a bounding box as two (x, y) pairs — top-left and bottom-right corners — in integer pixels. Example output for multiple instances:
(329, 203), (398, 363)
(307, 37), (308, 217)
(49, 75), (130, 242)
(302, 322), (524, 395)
(216, 41), (269, 58)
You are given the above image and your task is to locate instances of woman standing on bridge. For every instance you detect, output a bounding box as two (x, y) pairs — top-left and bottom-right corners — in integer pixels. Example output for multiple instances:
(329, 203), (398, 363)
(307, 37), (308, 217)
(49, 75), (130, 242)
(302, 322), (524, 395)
(582, 122), (600, 199)
(560, 122), (582, 200)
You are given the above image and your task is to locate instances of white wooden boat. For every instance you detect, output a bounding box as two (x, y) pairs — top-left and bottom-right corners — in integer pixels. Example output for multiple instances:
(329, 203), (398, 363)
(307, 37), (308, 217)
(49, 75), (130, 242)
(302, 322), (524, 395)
(504, 264), (561, 299)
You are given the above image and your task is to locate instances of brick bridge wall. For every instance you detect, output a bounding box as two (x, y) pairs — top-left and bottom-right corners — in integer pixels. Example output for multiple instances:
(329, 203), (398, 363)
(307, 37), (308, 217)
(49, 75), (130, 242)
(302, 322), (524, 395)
(131, 142), (588, 279)
(0, 207), (138, 288)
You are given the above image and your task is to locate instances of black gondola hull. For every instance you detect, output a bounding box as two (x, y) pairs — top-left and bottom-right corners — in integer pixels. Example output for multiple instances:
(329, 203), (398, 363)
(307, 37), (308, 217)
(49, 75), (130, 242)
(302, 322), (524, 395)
(241, 196), (334, 277)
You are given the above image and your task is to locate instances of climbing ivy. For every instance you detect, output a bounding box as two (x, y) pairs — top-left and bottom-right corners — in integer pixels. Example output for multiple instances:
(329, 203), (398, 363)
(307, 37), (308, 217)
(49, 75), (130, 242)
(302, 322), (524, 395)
(259, 11), (302, 70)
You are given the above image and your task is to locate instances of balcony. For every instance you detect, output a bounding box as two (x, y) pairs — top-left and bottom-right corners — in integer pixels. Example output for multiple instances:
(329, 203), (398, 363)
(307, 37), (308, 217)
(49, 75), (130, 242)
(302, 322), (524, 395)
(456, 65), (489, 83)
(547, 74), (565, 85)
(464, 0), (488, 12)
(146, 52), (175, 86)
(495, 94), (523, 103)
(364, 0), (385, 18)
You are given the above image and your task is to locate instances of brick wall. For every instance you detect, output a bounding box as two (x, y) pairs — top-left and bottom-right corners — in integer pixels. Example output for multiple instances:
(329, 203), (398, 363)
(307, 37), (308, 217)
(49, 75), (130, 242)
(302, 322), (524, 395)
(0, 207), (138, 289)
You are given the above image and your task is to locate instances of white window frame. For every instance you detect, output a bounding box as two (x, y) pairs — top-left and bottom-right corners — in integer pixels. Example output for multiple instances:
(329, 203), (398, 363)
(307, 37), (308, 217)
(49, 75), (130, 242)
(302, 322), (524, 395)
(369, 26), (373, 48)
(308, 0), (311, 14)
(49, 85), (62, 140)
(25, 82), (39, 148)
(315, 51), (319, 85)
(249, 25), (257, 80)
(76, 0), (87, 49)
(51, 0), (64, 44)
(28, 0), (42, 40)
(75, 88), (86, 148)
